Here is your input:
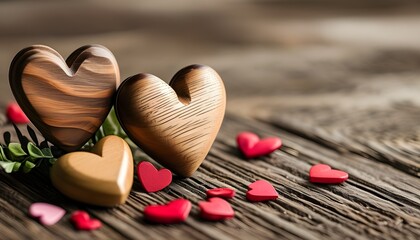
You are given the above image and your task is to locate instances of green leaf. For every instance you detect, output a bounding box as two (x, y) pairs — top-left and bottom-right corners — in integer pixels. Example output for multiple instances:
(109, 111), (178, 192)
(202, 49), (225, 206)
(23, 161), (36, 173)
(106, 108), (127, 137)
(0, 161), (15, 173)
(13, 162), (21, 172)
(102, 116), (118, 135)
(41, 148), (53, 158)
(49, 158), (57, 165)
(8, 143), (27, 157)
(0, 147), (10, 161)
(27, 142), (44, 159)
(96, 126), (105, 139)
(110, 107), (118, 123)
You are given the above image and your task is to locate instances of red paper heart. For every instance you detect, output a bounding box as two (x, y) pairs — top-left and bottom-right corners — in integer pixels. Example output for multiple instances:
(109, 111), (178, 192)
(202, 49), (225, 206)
(144, 199), (191, 224)
(309, 164), (348, 184)
(137, 161), (172, 193)
(6, 102), (29, 124)
(237, 132), (281, 158)
(71, 210), (102, 231)
(199, 197), (234, 221)
(246, 180), (278, 202)
(206, 188), (235, 199)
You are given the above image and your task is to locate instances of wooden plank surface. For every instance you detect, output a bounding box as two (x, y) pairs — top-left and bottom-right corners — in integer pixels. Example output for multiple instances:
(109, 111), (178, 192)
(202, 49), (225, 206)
(0, 114), (419, 240)
(0, 0), (420, 239)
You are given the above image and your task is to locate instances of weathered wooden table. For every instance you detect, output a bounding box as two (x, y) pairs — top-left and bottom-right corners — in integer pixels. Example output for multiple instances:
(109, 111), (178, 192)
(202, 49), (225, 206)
(0, 1), (419, 239)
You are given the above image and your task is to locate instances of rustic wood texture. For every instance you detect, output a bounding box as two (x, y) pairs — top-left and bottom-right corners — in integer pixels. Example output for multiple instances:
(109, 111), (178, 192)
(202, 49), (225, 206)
(9, 45), (120, 152)
(115, 65), (226, 177)
(0, 115), (419, 240)
(51, 135), (134, 207)
(0, 0), (420, 239)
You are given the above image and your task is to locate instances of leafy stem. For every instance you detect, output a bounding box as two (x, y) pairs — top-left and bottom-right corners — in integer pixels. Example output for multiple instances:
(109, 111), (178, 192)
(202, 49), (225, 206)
(0, 108), (133, 173)
(0, 124), (57, 173)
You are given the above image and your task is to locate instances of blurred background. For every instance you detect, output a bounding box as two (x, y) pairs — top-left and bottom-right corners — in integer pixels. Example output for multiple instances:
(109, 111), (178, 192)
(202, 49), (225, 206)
(1, 2), (419, 238)
(1, 0), (420, 117)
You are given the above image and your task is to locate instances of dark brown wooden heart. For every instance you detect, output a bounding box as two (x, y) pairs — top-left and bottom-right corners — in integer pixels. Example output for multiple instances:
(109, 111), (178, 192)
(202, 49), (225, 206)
(115, 64), (226, 177)
(9, 45), (120, 152)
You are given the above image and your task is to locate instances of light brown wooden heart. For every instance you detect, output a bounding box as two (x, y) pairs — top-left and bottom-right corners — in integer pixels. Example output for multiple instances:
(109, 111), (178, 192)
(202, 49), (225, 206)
(50, 135), (133, 207)
(9, 45), (120, 152)
(115, 64), (226, 177)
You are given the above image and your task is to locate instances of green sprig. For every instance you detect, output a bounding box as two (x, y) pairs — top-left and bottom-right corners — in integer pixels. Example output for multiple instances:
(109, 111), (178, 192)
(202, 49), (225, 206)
(0, 108), (133, 173)
(0, 125), (56, 173)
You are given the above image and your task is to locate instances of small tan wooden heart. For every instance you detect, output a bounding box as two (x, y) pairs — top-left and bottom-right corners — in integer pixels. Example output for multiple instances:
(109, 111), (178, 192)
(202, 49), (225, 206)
(9, 45), (120, 152)
(50, 135), (133, 207)
(115, 64), (226, 177)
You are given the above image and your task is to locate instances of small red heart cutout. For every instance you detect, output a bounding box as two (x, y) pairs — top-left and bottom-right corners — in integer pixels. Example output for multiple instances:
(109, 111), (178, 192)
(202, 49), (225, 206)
(237, 132), (281, 158)
(144, 199), (191, 224)
(137, 161), (172, 193)
(246, 180), (278, 202)
(6, 102), (29, 124)
(206, 188), (235, 199)
(309, 164), (348, 184)
(71, 210), (102, 231)
(199, 197), (234, 221)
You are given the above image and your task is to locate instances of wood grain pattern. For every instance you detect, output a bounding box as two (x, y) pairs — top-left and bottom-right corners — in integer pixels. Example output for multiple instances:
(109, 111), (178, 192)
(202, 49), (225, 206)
(50, 135), (133, 207)
(262, 104), (420, 178)
(115, 65), (226, 177)
(0, 115), (419, 240)
(9, 45), (120, 152)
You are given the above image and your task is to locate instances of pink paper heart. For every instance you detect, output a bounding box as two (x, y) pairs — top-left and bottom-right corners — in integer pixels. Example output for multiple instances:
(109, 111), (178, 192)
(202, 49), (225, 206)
(29, 202), (65, 226)
(237, 132), (281, 158)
